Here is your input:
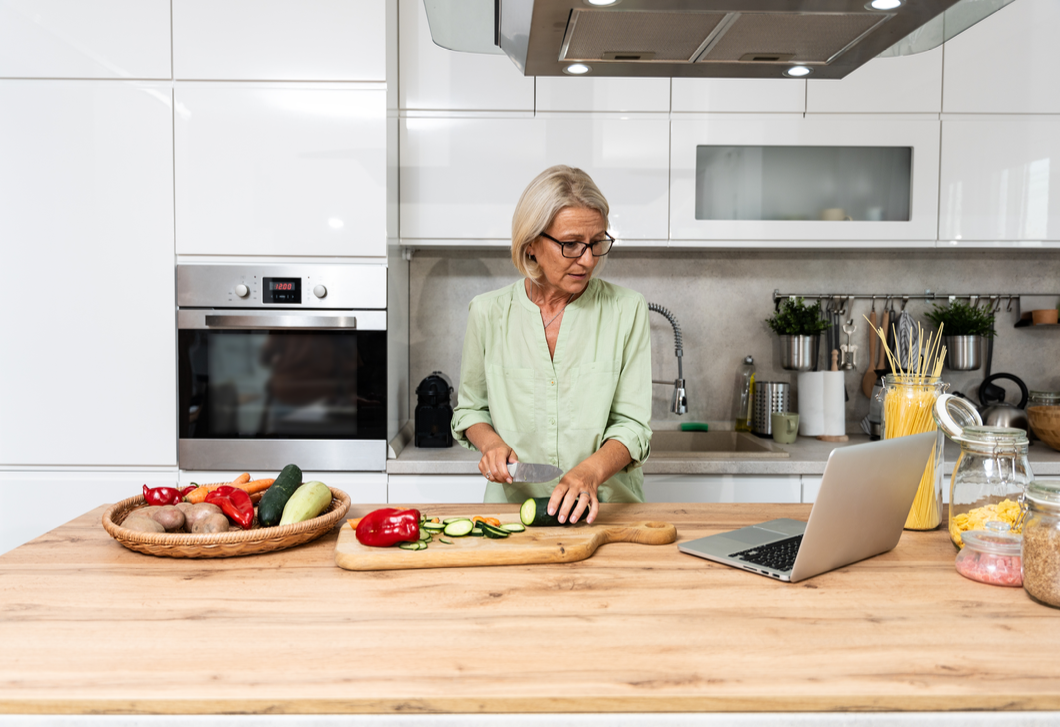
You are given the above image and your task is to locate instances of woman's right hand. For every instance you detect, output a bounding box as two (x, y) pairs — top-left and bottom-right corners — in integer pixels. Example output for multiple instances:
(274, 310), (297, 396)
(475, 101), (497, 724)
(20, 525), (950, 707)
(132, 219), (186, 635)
(466, 423), (518, 484)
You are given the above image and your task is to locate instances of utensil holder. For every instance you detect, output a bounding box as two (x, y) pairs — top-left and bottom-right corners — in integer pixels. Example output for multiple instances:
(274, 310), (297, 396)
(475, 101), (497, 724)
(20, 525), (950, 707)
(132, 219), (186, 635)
(943, 335), (981, 371)
(779, 334), (820, 371)
(752, 382), (790, 436)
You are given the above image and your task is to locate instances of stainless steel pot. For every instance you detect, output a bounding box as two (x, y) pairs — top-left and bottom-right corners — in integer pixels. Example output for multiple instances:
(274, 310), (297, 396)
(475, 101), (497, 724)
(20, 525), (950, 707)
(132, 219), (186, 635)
(779, 334), (819, 371)
(943, 335), (982, 371)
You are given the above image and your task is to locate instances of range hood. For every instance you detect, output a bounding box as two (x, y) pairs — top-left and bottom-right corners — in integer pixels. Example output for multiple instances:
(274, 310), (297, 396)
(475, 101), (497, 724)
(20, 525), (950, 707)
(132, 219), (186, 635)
(424, 0), (1014, 80)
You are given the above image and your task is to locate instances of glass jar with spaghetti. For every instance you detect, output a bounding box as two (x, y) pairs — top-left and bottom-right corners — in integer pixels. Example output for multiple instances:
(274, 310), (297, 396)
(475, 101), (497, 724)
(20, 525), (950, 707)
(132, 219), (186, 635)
(880, 374), (948, 530)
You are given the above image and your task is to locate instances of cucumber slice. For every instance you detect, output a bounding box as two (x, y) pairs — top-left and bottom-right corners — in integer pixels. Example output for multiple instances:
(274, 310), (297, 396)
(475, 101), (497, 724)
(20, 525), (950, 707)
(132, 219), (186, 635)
(478, 522), (510, 539)
(398, 541), (420, 550)
(419, 528), (432, 541)
(439, 537), (453, 545)
(442, 517), (470, 524)
(443, 519), (475, 537)
(422, 522), (445, 532)
(470, 527), (484, 536)
(501, 522), (525, 532)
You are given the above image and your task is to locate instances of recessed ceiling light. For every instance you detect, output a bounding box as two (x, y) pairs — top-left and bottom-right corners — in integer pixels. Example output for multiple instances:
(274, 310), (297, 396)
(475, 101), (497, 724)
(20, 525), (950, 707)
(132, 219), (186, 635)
(784, 65), (812, 78)
(585, 0), (620, 6)
(564, 63), (592, 75)
(868, 0), (903, 10)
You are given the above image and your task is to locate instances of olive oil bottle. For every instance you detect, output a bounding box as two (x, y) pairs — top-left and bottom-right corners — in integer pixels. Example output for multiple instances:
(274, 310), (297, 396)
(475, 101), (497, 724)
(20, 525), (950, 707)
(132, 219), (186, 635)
(733, 355), (755, 433)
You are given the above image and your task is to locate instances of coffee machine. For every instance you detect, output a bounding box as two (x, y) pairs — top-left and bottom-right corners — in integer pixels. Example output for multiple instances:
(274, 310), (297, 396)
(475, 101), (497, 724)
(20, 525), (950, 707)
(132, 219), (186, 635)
(415, 371), (454, 448)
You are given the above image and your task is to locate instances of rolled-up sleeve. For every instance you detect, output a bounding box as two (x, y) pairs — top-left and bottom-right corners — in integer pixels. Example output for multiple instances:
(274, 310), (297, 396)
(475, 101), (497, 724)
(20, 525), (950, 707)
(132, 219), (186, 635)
(451, 300), (494, 450)
(602, 295), (652, 469)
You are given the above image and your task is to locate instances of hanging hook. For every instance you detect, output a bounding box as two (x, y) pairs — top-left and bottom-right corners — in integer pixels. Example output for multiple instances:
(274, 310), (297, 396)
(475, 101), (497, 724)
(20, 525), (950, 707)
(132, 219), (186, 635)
(1007, 295), (1015, 312)
(870, 295), (876, 313)
(969, 294), (980, 309)
(991, 295), (1001, 313)
(901, 295), (909, 311)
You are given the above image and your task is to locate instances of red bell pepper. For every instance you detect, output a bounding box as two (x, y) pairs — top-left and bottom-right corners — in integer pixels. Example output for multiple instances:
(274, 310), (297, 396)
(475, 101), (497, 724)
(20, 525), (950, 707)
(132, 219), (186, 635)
(355, 508), (421, 547)
(205, 485), (255, 530)
(143, 485), (183, 507)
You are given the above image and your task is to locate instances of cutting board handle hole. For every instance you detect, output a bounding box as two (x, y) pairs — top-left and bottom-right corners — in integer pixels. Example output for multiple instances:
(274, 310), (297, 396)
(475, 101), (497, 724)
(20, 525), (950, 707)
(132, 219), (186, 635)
(644, 522), (668, 529)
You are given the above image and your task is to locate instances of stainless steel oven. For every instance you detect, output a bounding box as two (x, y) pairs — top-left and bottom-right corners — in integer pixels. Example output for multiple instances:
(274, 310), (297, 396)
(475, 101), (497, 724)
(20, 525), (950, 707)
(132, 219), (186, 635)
(177, 263), (387, 471)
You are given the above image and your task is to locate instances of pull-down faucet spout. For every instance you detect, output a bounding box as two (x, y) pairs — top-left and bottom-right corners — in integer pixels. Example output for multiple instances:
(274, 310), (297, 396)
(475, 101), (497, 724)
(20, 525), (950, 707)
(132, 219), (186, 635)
(648, 303), (687, 415)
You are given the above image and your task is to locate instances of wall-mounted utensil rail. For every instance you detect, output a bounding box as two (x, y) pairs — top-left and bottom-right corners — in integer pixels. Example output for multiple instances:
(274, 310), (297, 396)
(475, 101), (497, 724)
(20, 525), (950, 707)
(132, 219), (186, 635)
(771, 290), (1053, 314)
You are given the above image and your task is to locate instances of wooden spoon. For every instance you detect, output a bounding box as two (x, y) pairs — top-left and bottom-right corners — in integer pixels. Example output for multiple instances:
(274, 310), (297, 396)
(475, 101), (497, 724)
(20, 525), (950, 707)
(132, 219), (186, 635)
(877, 308), (891, 371)
(861, 309), (878, 397)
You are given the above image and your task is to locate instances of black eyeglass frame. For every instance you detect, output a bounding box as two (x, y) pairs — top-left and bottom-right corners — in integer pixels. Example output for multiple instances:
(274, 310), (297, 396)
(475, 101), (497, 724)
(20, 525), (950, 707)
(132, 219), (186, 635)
(538, 231), (616, 258)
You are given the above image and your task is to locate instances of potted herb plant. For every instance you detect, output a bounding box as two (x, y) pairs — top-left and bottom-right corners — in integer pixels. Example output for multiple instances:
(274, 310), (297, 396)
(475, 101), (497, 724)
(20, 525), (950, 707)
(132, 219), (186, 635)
(924, 300), (995, 371)
(765, 297), (832, 371)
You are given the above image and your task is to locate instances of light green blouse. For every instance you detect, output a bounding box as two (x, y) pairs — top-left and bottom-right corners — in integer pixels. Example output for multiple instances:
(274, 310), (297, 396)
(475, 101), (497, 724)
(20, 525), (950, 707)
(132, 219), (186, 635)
(451, 277), (653, 504)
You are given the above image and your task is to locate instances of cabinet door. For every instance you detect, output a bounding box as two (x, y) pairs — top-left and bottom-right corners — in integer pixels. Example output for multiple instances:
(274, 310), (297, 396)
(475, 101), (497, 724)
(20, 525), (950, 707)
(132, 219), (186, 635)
(642, 474), (801, 504)
(943, 0), (1060, 114)
(387, 475), (487, 504)
(801, 476), (823, 504)
(669, 114), (940, 244)
(939, 116), (1060, 243)
(0, 471), (177, 556)
(0, 0), (170, 79)
(398, 0), (532, 111)
(536, 77), (670, 113)
(400, 116), (670, 242)
(173, 0), (385, 81)
(175, 84), (387, 257)
(806, 48), (942, 114)
(672, 79), (804, 113)
(0, 80), (175, 466)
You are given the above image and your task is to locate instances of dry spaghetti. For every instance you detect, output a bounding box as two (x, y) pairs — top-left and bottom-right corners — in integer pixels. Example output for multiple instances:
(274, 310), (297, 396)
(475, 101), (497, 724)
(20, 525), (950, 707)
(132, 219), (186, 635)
(867, 317), (948, 530)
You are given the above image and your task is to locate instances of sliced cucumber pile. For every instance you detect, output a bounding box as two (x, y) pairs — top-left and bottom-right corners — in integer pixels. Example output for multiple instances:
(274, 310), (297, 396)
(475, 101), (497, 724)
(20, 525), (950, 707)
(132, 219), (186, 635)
(391, 512), (526, 551)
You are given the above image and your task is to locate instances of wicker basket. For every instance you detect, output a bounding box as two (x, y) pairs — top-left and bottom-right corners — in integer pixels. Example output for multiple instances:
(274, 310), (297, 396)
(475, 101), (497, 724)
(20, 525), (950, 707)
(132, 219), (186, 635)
(1029, 406), (1060, 452)
(101, 487), (351, 558)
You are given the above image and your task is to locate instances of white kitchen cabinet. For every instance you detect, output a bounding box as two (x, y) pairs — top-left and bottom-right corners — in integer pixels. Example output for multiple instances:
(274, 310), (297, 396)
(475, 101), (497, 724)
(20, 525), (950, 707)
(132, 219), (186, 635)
(939, 116), (1060, 244)
(943, 0), (1060, 115)
(179, 471), (388, 504)
(669, 114), (941, 245)
(536, 77), (670, 113)
(801, 476), (823, 504)
(671, 78), (805, 114)
(174, 83), (387, 257)
(398, 0), (532, 111)
(387, 475), (487, 504)
(400, 115), (670, 242)
(173, 0), (386, 81)
(642, 474), (801, 504)
(806, 47), (942, 114)
(0, 470), (177, 555)
(0, 0), (170, 79)
(0, 80), (176, 467)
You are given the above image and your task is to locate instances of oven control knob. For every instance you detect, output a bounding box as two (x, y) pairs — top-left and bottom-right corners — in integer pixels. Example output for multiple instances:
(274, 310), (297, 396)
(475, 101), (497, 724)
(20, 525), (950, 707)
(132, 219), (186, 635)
(313, 284), (327, 299)
(235, 284), (249, 298)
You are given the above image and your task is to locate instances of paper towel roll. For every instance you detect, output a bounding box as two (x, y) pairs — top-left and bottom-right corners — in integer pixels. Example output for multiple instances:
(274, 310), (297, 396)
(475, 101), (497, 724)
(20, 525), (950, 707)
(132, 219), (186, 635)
(797, 372), (825, 436)
(822, 371), (847, 436)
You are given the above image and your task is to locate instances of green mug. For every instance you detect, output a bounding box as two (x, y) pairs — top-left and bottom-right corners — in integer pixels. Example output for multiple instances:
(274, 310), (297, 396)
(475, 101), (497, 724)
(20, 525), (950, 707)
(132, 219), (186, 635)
(771, 412), (799, 444)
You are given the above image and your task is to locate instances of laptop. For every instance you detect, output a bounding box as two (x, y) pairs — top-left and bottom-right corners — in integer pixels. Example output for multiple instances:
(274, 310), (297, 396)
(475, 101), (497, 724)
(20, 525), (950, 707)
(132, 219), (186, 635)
(678, 431), (937, 583)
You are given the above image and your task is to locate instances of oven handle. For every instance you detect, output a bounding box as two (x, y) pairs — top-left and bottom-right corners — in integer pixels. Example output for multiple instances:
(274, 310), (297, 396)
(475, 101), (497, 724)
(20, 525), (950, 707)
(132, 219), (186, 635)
(204, 314), (357, 329)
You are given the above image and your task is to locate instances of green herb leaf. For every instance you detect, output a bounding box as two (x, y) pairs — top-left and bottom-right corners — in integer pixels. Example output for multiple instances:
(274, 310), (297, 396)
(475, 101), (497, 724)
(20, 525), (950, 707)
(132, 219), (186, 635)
(765, 297), (832, 336)
(924, 301), (996, 338)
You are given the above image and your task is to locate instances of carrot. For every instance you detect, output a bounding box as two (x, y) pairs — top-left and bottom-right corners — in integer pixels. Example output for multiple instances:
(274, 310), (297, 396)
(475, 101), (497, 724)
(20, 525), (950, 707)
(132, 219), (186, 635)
(347, 518), (362, 529)
(472, 516), (501, 527)
(237, 478), (275, 495)
(184, 473), (253, 504)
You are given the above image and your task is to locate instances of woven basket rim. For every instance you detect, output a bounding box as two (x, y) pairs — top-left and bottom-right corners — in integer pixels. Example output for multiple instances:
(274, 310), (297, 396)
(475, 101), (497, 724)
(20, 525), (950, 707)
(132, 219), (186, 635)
(101, 487), (351, 550)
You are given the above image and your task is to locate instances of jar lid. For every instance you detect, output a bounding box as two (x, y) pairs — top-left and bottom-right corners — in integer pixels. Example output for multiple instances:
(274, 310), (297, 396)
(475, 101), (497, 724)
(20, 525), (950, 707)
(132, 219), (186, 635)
(1026, 478), (1060, 507)
(958, 425), (1029, 446)
(1029, 390), (1060, 404)
(933, 393), (982, 440)
(961, 521), (1022, 556)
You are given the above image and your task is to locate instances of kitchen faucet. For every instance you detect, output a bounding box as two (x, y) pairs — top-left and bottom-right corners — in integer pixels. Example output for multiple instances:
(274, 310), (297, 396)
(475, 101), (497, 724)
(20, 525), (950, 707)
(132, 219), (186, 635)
(648, 303), (687, 415)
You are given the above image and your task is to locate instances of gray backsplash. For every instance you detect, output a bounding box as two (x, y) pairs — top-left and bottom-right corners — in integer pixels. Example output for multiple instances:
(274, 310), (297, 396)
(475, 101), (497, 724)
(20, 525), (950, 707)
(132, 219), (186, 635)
(409, 248), (1060, 433)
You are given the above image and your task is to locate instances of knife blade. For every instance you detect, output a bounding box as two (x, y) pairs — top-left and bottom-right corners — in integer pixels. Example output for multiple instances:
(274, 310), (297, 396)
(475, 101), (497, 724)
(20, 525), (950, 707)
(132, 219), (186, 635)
(507, 462), (563, 483)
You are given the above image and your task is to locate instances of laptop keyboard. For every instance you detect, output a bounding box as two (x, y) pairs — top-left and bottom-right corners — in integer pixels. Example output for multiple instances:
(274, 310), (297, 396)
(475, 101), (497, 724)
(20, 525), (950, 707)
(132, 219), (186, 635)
(731, 535), (803, 573)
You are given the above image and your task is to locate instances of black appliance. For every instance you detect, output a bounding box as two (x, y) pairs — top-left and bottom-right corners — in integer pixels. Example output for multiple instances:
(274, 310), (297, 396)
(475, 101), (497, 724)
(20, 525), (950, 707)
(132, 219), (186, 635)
(415, 372), (454, 448)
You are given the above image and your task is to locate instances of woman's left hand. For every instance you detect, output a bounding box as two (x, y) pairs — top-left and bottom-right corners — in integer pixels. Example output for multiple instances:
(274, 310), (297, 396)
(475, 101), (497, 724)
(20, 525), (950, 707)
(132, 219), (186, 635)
(547, 464), (600, 525)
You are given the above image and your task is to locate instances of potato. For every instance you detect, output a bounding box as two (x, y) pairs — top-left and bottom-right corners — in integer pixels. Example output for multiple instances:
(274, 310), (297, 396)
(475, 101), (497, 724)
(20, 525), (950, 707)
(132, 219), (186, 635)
(194, 512), (230, 534)
(151, 505), (185, 531)
(180, 503), (223, 533)
(122, 515), (165, 533)
(134, 505), (161, 518)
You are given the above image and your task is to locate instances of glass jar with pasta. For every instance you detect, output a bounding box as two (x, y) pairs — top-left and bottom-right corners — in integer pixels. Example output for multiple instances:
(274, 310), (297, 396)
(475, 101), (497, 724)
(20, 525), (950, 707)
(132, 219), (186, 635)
(880, 374), (947, 530)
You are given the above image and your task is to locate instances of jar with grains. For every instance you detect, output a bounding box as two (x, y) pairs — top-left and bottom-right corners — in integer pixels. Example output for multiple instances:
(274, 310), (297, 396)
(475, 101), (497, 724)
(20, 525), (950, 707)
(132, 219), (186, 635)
(1022, 479), (1060, 608)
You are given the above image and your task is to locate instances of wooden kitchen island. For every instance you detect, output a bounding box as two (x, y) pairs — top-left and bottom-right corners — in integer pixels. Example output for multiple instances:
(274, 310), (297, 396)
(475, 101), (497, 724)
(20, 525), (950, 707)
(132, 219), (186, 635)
(1, 502), (1058, 721)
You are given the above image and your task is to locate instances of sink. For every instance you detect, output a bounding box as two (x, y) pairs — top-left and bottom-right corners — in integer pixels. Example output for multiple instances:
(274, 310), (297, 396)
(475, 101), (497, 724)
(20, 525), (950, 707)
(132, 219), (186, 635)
(650, 431), (790, 459)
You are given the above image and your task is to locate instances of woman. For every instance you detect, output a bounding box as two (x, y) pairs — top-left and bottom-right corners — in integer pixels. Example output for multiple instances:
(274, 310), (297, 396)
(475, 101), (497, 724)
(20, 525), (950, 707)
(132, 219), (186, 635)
(450, 165), (652, 525)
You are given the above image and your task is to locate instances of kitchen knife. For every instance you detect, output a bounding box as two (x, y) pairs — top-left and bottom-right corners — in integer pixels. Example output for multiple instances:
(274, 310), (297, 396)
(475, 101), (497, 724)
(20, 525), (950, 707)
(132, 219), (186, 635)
(507, 462), (563, 483)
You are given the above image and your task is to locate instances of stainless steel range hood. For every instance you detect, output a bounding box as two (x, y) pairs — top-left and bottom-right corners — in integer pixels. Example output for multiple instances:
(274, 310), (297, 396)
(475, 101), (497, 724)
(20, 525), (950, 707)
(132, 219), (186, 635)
(424, 0), (1014, 80)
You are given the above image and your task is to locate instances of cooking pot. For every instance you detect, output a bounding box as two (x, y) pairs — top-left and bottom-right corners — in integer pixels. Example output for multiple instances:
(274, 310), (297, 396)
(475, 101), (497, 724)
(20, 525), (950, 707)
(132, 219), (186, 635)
(978, 373), (1029, 432)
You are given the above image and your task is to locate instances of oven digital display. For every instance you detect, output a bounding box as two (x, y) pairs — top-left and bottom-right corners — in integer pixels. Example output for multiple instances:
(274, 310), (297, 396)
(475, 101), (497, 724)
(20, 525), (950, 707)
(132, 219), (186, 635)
(263, 277), (301, 304)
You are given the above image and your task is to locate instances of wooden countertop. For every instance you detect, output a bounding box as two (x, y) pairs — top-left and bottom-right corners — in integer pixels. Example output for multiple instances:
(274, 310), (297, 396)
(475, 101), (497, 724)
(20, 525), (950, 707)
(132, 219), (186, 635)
(1, 502), (1059, 716)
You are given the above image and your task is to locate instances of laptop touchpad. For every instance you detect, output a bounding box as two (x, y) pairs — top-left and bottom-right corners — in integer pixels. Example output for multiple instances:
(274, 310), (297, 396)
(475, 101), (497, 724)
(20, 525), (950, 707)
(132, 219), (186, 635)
(723, 528), (776, 546)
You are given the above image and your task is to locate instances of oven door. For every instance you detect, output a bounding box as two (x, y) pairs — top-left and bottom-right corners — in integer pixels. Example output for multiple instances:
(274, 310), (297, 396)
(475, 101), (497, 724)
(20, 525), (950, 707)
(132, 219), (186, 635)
(177, 309), (387, 471)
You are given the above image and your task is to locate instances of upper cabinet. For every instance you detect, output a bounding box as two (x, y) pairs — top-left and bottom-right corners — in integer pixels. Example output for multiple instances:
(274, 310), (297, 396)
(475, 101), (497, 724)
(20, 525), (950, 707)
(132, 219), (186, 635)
(173, 0), (386, 81)
(175, 84), (387, 257)
(939, 116), (1060, 244)
(672, 79), (804, 114)
(943, 0), (1060, 114)
(807, 47), (942, 114)
(400, 116), (669, 242)
(536, 77), (670, 113)
(0, 0), (170, 79)
(670, 114), (941, 244)
(398, 0), (532, 111)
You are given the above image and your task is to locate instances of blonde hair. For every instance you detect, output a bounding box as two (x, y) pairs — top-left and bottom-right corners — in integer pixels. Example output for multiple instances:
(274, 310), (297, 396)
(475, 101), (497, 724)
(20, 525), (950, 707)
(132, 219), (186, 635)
(510, 165), (610, 281)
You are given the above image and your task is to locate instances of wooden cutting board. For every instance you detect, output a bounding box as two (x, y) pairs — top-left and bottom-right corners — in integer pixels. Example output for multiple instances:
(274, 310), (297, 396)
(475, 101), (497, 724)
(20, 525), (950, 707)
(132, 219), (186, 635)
(334, 514), (678, 571)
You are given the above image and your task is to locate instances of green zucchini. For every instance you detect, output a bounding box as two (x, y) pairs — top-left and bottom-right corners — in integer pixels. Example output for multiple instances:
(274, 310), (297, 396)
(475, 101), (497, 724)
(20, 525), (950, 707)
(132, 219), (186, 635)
(443, 519), (474, 537)
(501, 522), (525, 532)
(519, 497), (563, 527)
(258, 464), (303, 527)
(422, 522), (445, 532)
(439, 538), (453, 545)
(478, 522), (510, 539)
(470, 527), (484, 537)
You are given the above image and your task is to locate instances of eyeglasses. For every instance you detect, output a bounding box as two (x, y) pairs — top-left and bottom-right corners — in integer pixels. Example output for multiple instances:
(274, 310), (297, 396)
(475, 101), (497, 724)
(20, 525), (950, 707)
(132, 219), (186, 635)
(539, 231), (615, 258)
